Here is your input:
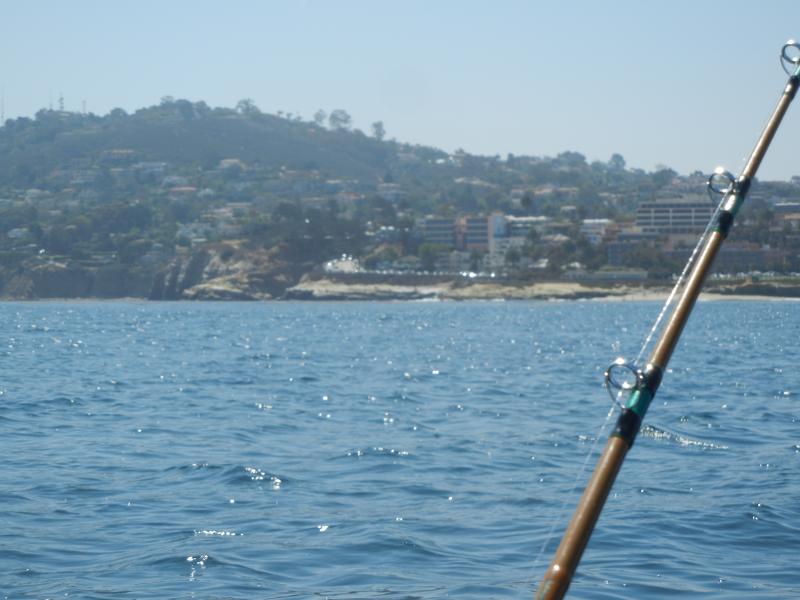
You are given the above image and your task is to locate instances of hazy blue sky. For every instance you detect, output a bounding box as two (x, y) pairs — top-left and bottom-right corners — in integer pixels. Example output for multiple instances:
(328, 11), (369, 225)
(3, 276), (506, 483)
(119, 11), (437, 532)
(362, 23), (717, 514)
(2, 0), (800, 179)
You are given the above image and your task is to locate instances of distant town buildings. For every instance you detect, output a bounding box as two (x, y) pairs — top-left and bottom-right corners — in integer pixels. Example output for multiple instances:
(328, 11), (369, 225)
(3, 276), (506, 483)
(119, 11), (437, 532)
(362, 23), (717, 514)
(4, 107), (799, 283)
(635, 194), (715, 237)
(580, 219), (613, 245)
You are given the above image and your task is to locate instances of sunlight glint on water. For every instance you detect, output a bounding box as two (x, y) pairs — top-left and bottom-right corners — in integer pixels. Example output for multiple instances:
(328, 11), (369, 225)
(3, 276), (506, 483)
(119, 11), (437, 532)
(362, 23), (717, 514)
(1, 300), (798, 599)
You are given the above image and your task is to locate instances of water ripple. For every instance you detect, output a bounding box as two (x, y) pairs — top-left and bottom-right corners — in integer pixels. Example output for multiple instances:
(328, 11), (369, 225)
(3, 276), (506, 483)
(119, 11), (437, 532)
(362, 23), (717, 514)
(1, 300), (798, 599)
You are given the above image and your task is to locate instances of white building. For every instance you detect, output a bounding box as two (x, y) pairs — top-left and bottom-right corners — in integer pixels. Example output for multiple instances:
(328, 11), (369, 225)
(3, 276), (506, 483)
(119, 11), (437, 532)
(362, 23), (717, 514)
(580, 218), (613, 245)
(635, 195), (714, 236)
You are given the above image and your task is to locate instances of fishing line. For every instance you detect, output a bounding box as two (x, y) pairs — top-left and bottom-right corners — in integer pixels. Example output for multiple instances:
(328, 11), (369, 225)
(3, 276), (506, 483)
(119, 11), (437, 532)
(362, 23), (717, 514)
(629, 43), (798, 369)
(532, 159), (732, 585)
(633, 188), (726, 368)
(535, 41), (800, 599)
(530, 400), (617, 585)
(628, 41), (793, 369)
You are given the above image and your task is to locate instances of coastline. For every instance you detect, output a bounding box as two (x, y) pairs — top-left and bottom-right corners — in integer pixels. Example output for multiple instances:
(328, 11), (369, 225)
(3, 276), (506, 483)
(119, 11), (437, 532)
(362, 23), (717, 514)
(4, 275), (800, 303)
(282, 276), (800, 303)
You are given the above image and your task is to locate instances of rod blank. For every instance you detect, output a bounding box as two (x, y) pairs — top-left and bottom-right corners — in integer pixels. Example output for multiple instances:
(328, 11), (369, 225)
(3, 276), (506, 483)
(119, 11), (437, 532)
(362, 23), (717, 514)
(534, 45), (800, 600)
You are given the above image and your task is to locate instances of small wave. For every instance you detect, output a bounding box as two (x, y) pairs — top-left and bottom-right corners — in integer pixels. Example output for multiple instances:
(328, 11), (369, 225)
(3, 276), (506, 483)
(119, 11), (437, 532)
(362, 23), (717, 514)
(640, 424), (728, 450)
(237, 352), (273, 362)
(194, 529), (242, 537)
(240, 466), (283, 489)
(147, 552), (212, 568)
(344, 447), (411, 459)
(167, 462), (224, 474)
(166, 463), (284, 489)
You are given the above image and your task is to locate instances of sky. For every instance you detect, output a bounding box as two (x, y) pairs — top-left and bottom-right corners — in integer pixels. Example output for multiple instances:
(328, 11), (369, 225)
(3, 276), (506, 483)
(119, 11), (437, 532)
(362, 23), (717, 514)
(2, 0), (800, 180)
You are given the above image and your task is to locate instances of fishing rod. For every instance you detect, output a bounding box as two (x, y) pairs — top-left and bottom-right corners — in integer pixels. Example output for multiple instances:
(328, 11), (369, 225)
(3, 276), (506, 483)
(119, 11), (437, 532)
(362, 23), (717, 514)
(534, 40), (800, 600)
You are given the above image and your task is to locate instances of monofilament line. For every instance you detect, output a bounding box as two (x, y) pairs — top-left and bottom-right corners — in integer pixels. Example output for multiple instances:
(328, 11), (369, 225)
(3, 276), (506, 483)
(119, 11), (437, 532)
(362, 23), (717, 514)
(530, 399), (617, 586)
(633, 195), (725, 367)
(531, 193), (725, 589)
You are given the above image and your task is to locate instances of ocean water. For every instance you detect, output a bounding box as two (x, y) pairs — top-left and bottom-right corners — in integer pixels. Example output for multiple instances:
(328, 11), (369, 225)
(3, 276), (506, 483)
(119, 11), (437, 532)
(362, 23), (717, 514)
(1, 299), (798, 599)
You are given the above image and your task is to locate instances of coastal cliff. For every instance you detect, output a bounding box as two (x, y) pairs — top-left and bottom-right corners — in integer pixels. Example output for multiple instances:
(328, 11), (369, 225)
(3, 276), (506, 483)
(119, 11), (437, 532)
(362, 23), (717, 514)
(150, 243), (307, 300)
(3, 247), (800, 301)
(0, 261), (154, 299)
(0, 241), (309, 301)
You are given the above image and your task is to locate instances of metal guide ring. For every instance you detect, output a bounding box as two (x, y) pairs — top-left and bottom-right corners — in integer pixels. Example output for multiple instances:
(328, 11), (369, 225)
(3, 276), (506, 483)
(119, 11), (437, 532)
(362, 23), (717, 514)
(781, 40), (800, 75)
(604, 357), (643, 407)
(707, 167), (736, 199)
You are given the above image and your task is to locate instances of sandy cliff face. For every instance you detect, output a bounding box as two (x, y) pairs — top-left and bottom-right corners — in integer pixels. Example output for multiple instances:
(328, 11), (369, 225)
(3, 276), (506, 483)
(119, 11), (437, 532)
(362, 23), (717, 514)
(150, 242), (308, 300)
(285, 275), (633, 301)
(4, 246), (799, 301)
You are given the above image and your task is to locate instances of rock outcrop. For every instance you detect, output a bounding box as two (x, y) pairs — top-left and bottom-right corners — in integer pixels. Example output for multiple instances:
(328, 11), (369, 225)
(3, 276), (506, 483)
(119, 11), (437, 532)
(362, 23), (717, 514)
(4, 246), (800, 301)
(148, 241), (308, 300)
(285, 275), (636, 301)
(0, 241), (310, 300)
(0, 261), (154, 299)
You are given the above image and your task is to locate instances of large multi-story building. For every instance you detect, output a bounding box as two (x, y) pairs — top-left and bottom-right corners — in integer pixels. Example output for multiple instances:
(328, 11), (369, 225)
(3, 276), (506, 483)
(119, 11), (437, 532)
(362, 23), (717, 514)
(461, 216), (490, 250)
(635, 195), (715, 236)
(422, 216), (456, 247)
(422, 214), (507, 252)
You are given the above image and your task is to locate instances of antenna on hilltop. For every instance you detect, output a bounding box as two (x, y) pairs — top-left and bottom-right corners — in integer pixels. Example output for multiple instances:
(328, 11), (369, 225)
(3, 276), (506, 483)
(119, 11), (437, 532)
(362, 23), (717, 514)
(58, 92), (64, 112)
(82, 99), (86, 115)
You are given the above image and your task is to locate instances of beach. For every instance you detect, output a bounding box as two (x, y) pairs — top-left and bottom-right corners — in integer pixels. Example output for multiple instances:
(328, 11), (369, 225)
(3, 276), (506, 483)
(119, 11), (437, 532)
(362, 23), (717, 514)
(285, 275), (800, 302)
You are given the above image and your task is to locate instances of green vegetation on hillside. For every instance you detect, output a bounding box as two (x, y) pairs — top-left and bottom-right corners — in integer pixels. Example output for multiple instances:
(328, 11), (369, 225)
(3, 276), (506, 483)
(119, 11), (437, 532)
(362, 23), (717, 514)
(0, 98), (799, 298)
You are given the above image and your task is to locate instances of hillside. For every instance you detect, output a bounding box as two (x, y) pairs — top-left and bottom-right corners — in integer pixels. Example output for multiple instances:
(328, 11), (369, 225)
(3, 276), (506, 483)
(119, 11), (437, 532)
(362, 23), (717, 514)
(0, 99), (798, 300)
(0, 101), (445, 186)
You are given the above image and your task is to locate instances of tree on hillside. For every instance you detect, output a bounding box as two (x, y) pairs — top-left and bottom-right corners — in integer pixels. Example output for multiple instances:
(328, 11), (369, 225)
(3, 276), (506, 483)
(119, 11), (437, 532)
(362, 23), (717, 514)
(313, 109), (327, 127)
(608, 153), (626, 171)
(505, 247), (521, 268)
(418, 243), (448, 272)
(556, 151), (586, 168)
(236, 99), (260, 116)
(329, 109), (352, 131)
(175, 99), (195, 120)
(371, 121), (386, 141)
(193, 101), (211, 117)
(521, 191), (534, 211)
(653, 167), (677, 188)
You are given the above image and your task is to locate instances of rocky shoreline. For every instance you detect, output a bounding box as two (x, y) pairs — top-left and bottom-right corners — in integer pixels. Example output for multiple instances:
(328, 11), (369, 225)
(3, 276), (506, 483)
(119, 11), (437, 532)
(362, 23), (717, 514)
(284, 276), (800, 302)
(2, 242), (800, 302)
(284, 276), (635, 301)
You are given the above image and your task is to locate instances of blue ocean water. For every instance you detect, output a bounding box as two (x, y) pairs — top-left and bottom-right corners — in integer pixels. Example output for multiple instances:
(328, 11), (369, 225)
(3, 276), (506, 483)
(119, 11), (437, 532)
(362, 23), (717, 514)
(0, 300), (798, 599)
